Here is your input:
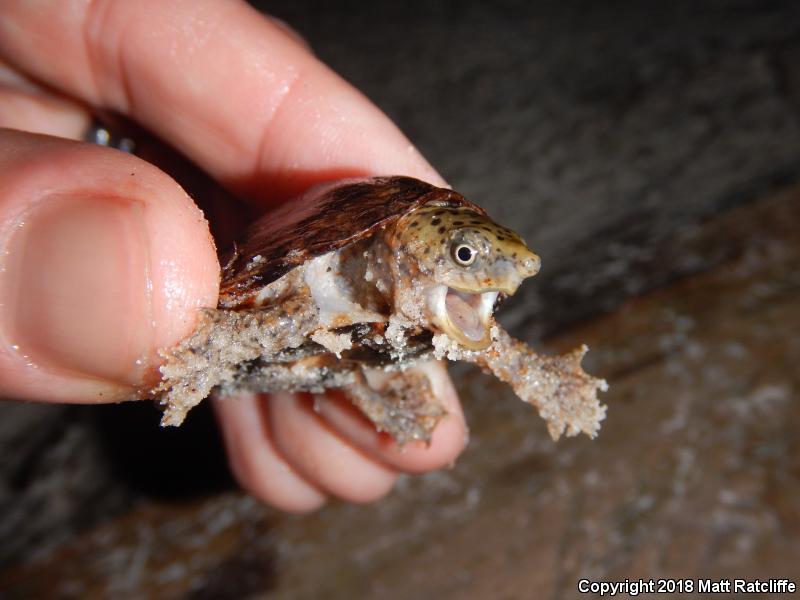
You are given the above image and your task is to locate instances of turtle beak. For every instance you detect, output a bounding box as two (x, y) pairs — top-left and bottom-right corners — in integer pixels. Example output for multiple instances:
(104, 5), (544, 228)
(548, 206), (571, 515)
(426, 285), (498, 350)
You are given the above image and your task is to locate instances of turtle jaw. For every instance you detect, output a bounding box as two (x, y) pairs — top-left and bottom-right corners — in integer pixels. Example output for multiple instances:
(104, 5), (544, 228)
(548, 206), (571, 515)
(426, 285), (499, 350)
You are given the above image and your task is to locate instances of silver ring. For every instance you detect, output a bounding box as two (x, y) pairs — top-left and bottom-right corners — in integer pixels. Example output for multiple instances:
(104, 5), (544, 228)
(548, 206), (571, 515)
(84, 120), (137, 154)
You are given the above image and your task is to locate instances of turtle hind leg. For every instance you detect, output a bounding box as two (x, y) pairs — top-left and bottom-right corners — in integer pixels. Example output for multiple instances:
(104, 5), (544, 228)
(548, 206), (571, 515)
(215, 357), (447, 445)
(344, 367), (447, 446)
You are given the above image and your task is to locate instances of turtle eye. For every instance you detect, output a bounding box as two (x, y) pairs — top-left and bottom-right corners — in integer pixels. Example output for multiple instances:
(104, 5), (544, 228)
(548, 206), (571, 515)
(452, 243), (477, 266)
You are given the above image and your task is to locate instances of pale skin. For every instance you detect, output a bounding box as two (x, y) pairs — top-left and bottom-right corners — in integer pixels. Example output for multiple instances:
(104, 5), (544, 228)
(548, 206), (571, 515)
(0, 0), (467, 513)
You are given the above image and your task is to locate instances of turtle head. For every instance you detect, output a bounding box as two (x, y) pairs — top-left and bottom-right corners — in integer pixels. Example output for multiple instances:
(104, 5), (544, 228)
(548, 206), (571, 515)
(393, 204), (540, 350)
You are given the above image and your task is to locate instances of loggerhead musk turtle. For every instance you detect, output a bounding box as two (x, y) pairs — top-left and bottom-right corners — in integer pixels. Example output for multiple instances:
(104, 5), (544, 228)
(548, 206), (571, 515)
(150, 177), (607, 443)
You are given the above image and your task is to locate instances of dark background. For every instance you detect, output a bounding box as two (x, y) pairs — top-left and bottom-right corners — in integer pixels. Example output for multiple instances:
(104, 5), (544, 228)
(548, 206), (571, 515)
(2, 1), (800, 597)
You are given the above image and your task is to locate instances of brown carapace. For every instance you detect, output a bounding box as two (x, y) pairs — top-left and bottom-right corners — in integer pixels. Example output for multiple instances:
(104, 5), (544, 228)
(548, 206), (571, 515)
(221, 177), (487, 305)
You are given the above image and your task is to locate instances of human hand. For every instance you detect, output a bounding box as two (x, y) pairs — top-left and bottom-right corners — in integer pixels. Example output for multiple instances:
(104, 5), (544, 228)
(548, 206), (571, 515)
(0, 0), (467, 512)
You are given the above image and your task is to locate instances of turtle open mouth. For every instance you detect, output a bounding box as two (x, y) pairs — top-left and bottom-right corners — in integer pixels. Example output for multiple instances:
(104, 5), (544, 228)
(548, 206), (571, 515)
(427, 286), (499, 350)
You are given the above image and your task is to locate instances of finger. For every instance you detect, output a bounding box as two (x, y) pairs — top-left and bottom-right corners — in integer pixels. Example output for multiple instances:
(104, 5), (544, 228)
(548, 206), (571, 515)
(267, 392), (398, 503)
(314, 362), (469, 473)
(0, 129), (219, 403)
(0, 58), (254, 250)
(0, 0), (445, 203)
(213, 392), (327, 513)
(0, 59), (90, 139)
(264, 16), (313, 52)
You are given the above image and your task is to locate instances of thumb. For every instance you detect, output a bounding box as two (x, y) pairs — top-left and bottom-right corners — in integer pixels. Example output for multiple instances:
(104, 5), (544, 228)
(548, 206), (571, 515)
(0, 129), (219, 403)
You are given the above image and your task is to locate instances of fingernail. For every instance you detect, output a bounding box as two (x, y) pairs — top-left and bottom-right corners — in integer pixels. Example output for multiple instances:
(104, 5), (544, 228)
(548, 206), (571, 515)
(2, 195), (153, 384)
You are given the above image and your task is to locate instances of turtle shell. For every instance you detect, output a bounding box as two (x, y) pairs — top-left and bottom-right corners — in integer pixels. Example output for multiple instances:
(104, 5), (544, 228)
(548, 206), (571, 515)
(219, 176), (487, 307)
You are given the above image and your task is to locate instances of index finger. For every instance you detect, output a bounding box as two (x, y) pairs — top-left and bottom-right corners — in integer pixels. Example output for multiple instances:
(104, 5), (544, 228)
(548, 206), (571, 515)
(0, 0), (444, 203)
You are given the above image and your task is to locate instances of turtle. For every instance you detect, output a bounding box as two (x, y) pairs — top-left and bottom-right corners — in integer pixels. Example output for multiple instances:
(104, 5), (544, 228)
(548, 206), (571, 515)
(150, 176), (607, 443)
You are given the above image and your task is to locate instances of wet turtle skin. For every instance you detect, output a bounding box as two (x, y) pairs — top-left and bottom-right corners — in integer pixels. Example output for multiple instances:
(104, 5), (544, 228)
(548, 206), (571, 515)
(151, 177), (607, 444)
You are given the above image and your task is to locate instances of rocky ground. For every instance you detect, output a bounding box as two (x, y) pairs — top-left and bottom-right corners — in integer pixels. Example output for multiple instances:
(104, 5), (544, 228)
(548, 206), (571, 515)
(1, 1), (799, 598)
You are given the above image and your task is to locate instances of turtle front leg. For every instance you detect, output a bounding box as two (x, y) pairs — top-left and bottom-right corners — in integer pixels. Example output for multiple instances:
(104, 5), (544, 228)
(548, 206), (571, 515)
(433, 326), (607, 440)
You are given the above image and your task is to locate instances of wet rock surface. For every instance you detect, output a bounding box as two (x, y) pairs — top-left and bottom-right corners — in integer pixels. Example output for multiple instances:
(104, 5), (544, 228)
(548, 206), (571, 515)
(2, 1), (800, 597)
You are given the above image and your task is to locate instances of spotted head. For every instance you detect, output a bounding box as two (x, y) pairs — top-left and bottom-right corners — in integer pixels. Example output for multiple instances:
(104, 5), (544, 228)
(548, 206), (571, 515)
(390, 203), (541, 349)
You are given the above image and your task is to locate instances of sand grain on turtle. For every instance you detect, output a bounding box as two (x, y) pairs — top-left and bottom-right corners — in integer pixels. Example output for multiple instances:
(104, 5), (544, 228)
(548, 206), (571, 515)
(149, 177), (607, 443)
